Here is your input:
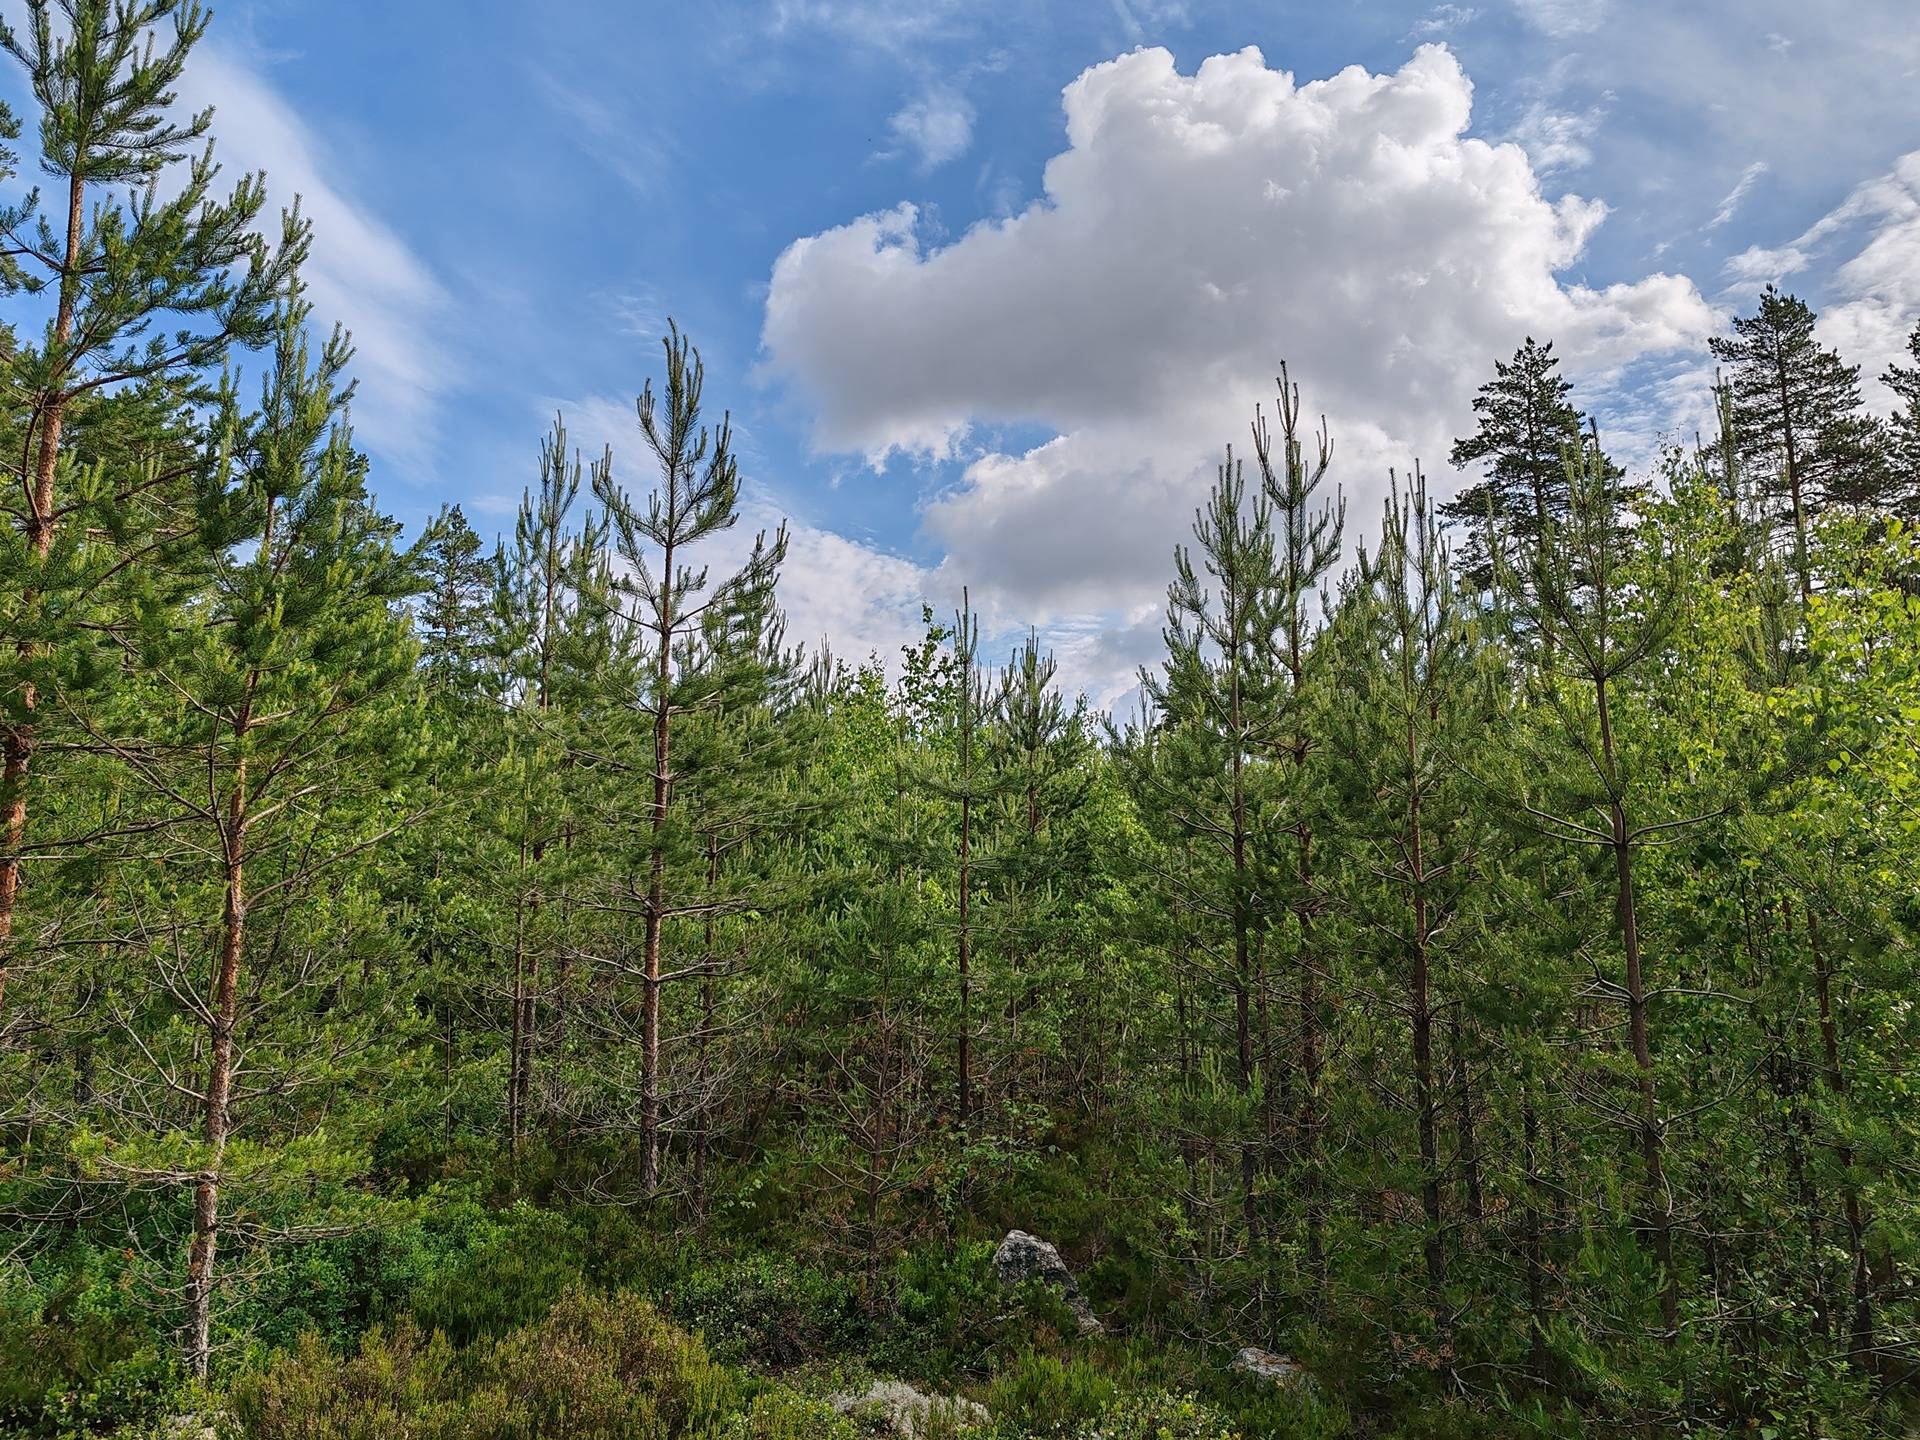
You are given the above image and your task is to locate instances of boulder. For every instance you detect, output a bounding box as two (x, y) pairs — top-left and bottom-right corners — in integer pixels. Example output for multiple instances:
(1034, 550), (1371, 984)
(828, 1378), (989, 1437)
(1229, 1345), (1304, 1384)
(992, 1229), (1104, 1335)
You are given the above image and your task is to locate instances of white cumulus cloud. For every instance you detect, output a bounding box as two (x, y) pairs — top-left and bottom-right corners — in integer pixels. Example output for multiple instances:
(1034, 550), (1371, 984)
(760, 42), (1716, 703)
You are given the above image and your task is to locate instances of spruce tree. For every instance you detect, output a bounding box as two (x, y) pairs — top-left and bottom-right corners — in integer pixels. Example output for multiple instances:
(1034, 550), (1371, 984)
(1709, 286), (1876, 599)
(1440, 338), (1584, 595)
(416, 503), (495, 697)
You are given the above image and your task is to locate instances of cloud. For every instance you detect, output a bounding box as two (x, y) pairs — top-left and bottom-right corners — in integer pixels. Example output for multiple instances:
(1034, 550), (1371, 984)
(885, 87), (976, 173)
(1509, 0), (1609, 36)
(1757, 151), (1920, 410)
(1408, 5), (1480, 39)
(179, 48), (451, 478)
(1547, 3), (1918, 181)
(766, 510), (932, 669)
(1510, 100), (1602, 173)
(1706, 161), (1769, 230)
(532, 70), (672, 197)
(1716, 152), (1920, 406)
(763, 0), (971, 55)
(761, 42), (1716, 702)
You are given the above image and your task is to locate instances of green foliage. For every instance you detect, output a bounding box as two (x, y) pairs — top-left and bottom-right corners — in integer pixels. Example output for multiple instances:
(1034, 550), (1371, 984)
(0, 1251), (185, 1438)
(233, 1291), (738, 1440)
(4, 8), (1920, 1436)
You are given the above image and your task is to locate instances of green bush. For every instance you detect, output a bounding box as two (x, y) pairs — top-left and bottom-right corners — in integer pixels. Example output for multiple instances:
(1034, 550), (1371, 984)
(233, 1289), (740, 1440)
(230, 1324), (464, 1440)
(659, 1250), (874, 1367)
(406, 1201), (586, 1346)
(986, 1350), (1119, 1434)
(1072, 1391), (1239, 1440)
(0, 1251), (185, 1438)
(708, 1387), (861, 1439)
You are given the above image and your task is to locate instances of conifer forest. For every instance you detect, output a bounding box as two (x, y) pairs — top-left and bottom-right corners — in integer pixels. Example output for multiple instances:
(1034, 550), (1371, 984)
(6, 4), (1920, 1438)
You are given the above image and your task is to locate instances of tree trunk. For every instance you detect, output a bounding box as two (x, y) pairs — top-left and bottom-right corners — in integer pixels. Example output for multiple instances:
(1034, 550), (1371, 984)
(640, 532), (676, 1195)
(0, 170), (85, 1020)
(1522, 1092), (1550, 1381)
(1809, 908), (1874, 1367)
(1451, 1012), (1484, 1226)
(1776, 360), (1812, 606)
(1598, 675), (1677, 1337)
(186, 734), (248, 1378)
(1407, 711), (1446, 1312)
(693, 834), (718, 1214)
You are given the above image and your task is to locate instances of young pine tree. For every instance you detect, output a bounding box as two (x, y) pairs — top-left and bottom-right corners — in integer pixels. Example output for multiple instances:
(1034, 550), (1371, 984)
(1143, 443), (1285, 1249)
(0, 0), (304, 1012)
(1497, 427), (1689, 1343)
(593, 323), (785, 1195)
(113, 302), (420, 1377)
(1330, 469), (1485, 1346)
(990, 631), (1090, 1112)
(1249, 366), (1343, 1307)
(491, 419), (613, 1153)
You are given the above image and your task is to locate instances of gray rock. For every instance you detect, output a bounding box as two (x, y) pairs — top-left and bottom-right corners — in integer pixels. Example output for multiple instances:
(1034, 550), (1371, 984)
(828, 1378), (989, 1437)
(1230, 1345), (1304, 1384)
(992, 1229), (1104, 1335)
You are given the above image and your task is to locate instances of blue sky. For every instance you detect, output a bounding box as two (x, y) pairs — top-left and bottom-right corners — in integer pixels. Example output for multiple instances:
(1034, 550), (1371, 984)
(15, 1), (1920, 701)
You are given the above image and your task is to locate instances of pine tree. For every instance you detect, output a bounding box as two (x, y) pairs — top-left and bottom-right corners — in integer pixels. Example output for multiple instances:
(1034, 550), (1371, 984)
(0, 0), (303, 1015)
(1709, 286), (1877, 600)
(669, 548), (806, 1211)
(990, 631), (1089, 1111)
(594, 323), (785, 1195)
(1497, 426), (1688, 1341)
(491, 419), (612, 1153)
(1249, 366), (1343, 1307)
(1440, 338), (1584, 595)
(1143, 441), (1285, 1248)
(110, 298), (421, 1376)
(1330, 468), (1484, 1345)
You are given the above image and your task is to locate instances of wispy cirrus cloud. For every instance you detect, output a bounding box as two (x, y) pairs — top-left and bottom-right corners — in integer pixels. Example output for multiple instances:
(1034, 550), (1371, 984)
(1706, 161), (1769, 230)
(884, 86), (977, 173)
(179, 47), (453, 478)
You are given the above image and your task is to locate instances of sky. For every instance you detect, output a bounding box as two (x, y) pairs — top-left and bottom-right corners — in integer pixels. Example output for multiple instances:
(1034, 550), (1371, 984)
(11, 0), (1920, 705)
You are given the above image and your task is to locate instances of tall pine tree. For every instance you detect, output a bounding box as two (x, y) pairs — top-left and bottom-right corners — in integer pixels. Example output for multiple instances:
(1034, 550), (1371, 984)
(593, 323), (785, 1195)
(0, 0), (303, 1015)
